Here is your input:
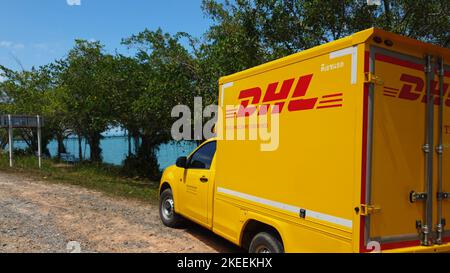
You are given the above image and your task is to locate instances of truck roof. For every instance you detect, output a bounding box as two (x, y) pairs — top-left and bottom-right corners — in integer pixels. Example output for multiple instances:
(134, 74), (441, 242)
(219, 28), (450, 85)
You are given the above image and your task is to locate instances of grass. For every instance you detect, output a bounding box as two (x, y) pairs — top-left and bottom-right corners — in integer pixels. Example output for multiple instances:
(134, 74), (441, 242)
(0, 153), (159, 203)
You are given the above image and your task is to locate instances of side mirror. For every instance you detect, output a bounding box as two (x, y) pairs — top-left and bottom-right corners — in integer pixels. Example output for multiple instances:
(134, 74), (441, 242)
(175, 156), (187, 168)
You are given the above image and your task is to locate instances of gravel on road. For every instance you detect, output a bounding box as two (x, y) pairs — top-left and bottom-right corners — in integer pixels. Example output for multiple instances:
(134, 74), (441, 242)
(0, 171), (239, 253)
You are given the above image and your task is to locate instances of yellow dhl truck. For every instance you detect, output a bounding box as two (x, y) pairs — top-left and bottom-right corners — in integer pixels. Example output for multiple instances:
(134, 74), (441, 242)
(159, 28), (450, 253)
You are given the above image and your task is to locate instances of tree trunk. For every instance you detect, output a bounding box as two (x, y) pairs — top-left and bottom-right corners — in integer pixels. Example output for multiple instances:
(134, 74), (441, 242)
(138, 135), (160, 180)
(133, 135), (140, 155)
(20, 130), (33, 151)
(128, 133), (131, 156)
(87, 132), (102, 162)
(56, 133), (67, 159)
(77, 134), (83, 161)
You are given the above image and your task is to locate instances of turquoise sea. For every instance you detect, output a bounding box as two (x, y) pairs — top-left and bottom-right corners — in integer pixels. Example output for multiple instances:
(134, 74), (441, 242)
(12, 137), (197, 171)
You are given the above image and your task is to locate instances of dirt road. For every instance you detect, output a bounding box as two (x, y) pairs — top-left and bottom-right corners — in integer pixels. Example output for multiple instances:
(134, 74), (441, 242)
(0, 171), (239, 253)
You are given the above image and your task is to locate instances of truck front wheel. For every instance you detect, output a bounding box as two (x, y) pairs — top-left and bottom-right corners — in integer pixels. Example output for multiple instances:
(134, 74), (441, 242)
(249, 232), (284, 253)
(159, 188), (183, 228)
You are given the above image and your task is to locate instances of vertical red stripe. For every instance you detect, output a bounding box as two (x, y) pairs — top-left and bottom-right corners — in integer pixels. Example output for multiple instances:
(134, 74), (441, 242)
(364, 51), (370, 73)
(360, 51), (370, 253)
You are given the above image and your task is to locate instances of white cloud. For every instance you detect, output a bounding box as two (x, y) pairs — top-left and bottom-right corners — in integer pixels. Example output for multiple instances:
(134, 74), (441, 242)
(67, 0), (81, 6)
(0, 75), (6, 82)
(0, 41), (12, 47)
(0, 41), (25, 49)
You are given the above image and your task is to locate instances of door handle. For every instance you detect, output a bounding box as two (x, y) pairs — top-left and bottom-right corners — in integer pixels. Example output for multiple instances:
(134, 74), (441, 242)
(200, 176), (208, 183)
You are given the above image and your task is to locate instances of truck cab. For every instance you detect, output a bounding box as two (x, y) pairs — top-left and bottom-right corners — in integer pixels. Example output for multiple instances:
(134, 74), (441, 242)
(159, 139), (217, 230)
(159, 138), (284, 253)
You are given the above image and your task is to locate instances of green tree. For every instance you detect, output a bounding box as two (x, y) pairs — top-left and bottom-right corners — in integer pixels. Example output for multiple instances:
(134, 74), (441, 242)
(201, 0), (450, 73)
(0, 64), (58, 156)
(122, 29), (200, 178)
(107, 55), (144, 157)
(59, 40), (113, 162)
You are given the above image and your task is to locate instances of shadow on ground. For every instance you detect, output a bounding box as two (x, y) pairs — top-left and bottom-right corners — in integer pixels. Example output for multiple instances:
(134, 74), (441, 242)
(182, 222), (243, 253)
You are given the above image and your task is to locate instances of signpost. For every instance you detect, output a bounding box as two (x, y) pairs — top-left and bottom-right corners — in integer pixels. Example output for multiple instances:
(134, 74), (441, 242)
(0, 115), (44, 168)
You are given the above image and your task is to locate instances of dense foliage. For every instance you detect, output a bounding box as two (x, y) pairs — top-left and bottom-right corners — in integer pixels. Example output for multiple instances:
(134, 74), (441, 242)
(0, 0), (448, 179)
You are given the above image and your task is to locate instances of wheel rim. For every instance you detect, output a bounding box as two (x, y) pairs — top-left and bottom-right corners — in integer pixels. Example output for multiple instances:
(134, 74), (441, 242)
(255, 245), (271, 253)
(162, 197), (174, 220)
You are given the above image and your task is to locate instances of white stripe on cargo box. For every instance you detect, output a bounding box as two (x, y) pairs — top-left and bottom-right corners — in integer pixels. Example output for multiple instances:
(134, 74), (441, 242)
(220, 82), (234, 107)
(217, 187), (353, 229)
(330, 46), (358, 85)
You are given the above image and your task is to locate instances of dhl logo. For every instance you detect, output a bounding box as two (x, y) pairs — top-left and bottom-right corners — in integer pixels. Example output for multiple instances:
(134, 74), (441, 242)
(227, 74), (343, 118)
(383, 73), (450, 106)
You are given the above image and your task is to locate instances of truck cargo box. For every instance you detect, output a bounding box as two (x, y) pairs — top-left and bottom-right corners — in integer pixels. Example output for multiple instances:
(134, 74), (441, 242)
(214, 28), (450, 252)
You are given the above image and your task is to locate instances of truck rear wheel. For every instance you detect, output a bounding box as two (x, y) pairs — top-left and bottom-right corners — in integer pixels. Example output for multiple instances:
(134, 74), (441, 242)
(159, 188), (183, 228)
(249, 231), (284, 253)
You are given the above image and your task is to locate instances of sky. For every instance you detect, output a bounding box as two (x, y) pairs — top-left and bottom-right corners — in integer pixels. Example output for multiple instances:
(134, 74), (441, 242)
(0, 0), (213, 72)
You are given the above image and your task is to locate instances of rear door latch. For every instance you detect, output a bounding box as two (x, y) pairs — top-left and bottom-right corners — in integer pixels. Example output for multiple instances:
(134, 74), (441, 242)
(364, 72), (384, 85)
(360, 204), (381, 216)
(410, 191), (428, 203)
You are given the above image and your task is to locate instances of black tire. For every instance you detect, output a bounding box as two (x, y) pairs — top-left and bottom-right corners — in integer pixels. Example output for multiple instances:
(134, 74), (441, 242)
(159, 188), (183, 228)
(249, 231), (284, 253)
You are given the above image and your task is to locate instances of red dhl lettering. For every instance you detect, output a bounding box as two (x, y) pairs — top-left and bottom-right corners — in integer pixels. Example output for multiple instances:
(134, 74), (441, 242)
(232, 74), (343, 118)
(383, 73), (450, 106)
